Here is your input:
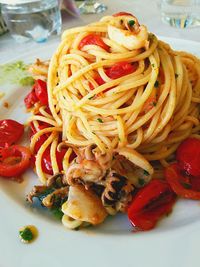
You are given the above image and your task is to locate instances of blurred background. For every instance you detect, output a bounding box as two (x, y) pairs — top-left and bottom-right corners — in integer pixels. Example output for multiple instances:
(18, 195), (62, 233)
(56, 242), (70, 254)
(0, 0), (200, 63)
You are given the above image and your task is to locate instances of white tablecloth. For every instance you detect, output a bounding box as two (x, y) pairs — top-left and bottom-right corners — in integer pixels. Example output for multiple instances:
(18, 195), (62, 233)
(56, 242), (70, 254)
(0, 0), (200, 63)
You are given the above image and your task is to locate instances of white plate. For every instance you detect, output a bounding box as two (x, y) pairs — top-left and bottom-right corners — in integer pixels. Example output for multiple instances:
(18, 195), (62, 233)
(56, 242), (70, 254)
(0, 37), (200, 267)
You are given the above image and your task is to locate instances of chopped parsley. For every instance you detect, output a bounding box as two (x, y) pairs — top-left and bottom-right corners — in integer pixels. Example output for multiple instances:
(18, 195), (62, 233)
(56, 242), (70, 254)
(181, 182), (191, 189)
(153, 101), (157, 107)
(97, 118), (103, 123)
(143, 170), (149, 176)
(151, 63), (155, 68)
(154, 80), (159, 88)
(88, 95), (95, 100)
(128, 20), (135, 27)
(138, 178), (145, 186)
(175, 73), (179, 78)
(19, 227), (34, 242)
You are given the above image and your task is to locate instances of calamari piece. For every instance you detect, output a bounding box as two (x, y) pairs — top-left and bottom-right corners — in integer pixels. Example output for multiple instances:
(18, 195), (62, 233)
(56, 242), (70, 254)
(62, 185), (107, 226)
(108, 24), (148, 50)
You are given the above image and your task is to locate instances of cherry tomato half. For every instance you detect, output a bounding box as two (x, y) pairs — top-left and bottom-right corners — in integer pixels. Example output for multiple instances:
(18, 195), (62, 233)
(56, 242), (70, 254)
(34, 79), (48, 106)
(0, 119), (24, 148)
(90, 62), (137, 91)
(79, 34), (110, 52)
(127, 179), (176, 231)
(176, 138), (200, 177)
(165, 163), (200, 200)
(0, 145), (31, 178)
(106, 62), (137, 79)
(41, 146), (69, 175)
(24, 90), (38, 109)
(30, 122), (75, 174)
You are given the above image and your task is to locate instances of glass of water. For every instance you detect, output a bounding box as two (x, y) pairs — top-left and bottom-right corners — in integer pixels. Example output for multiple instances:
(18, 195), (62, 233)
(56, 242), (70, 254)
(78, 0), (107, 14)
(159, 0), (200, 28)
(0, 0), (62, 43)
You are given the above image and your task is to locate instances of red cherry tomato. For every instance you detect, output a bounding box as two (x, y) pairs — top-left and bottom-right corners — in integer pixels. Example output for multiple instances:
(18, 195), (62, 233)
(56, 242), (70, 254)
(0, 145), (31, 178)
(30, 122), (75, 174)
(94, 74), (106, 86)
(0, 119), (24, 148)
(127, 179), (176, 231)
(113, 12), (134, 17)
(41, 146), (69, 175)
(176, 138), (200, 177)
(29, 122), (50, 154)
(24, 90), (38, 109)
(34, 79), (48, 106)
(165, 163), (200, 200)
(79, 34), (110, 52)
(106, 62), (137, 79)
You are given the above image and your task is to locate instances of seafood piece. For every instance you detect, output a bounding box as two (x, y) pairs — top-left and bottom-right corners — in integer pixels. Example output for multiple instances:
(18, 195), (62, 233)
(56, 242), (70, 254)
(101, 171), (134, 213)
(107, 14), (148, 50)
(62, 185), (107, 225)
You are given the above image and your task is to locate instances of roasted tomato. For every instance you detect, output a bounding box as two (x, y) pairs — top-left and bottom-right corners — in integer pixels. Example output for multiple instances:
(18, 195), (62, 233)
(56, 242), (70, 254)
(78, 34), (110, 51)
(90, 62), (137, 89)
(176, 138), (200, 177)
(165, 163), (200, 200)
(24, 90), (38, 109)
(41, 146), (68, 175)
(24, 79), (48, 108)
(106, 62), (137, 79)
(0, 119), (24, 148)
(127, 179), (176, 231)
(0, 145), (31, 178)
(34, 79), (48, 106)
(30, 122), (75, 174)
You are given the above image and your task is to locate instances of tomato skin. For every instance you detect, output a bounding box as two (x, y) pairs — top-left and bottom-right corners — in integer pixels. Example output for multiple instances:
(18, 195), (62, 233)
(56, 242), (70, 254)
(113, 12), (134, 17)
(79, 34), (109, 52)
(127, 179), (176, 231)
(106, 62), (137, 79)
(34, 79), (48, 106)
(24, 90), (38, 109)
(30, 122), (75, 174)
(0, 119), (24, 148)
(0, 145), (31, 178)
(165, 163), (200, 200)
(176, 138), (200, 177)
(95, 74), (105, 86)
(41, 146), (69, 175)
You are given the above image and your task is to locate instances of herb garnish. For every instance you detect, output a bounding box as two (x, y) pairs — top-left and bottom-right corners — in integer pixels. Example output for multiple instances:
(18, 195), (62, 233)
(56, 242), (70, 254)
(88, 95), (95, 100)
(19, 227), (33, 242)
(128, 20), (135, 27)
(153, 101), (157, 107)
(175, 73), (179, 78)
(138, 178), (145, 186)
(154, 80), (159, 88)
(97, 118), (103, 123)
(143, 170), (149, 176)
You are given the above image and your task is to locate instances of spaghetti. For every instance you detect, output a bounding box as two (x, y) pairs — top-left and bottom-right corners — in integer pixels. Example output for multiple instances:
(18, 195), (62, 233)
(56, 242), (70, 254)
(27, 13), (200, 229)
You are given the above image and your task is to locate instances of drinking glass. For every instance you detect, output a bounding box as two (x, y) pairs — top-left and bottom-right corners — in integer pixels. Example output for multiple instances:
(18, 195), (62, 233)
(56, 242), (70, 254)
(159, 0), (200, 28)
(0, 0), (62, 43)
(78, 0), (107, 14)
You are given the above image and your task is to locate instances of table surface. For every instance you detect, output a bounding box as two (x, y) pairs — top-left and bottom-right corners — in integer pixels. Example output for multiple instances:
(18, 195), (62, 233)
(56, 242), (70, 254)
(0, 0), (200, 64)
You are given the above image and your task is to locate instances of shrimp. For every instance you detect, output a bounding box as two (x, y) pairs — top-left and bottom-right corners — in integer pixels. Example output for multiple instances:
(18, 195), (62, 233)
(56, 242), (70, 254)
(107, 14), (148, 50)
